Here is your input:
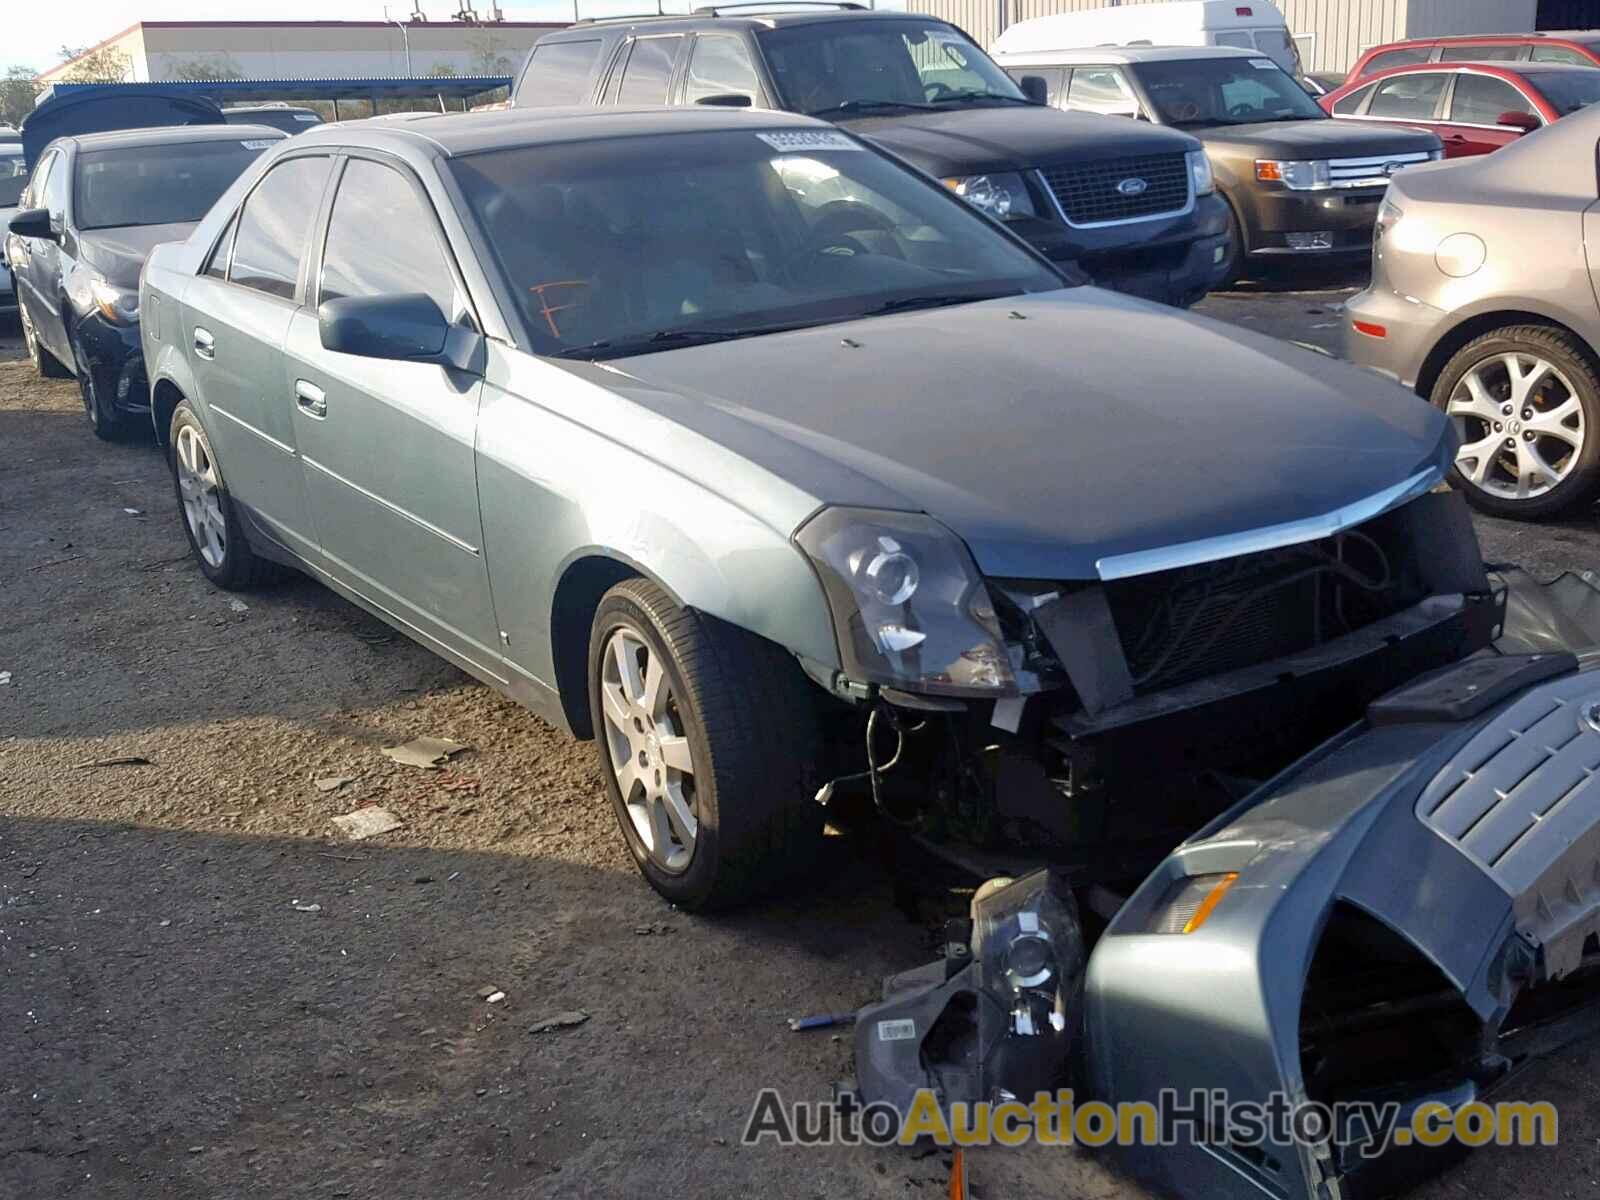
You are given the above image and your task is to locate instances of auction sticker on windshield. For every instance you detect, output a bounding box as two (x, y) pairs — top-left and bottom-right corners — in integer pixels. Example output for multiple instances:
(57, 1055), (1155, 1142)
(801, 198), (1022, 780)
(756, 130), (861, 152)
(239, 140), (277, 150)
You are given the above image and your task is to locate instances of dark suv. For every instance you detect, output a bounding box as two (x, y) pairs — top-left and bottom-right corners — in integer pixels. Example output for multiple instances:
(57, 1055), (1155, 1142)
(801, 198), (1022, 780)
(510, 4), (1232, 307)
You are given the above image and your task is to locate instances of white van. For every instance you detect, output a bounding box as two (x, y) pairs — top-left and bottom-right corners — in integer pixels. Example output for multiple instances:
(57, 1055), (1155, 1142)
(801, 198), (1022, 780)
(992, 1), (1303, 76)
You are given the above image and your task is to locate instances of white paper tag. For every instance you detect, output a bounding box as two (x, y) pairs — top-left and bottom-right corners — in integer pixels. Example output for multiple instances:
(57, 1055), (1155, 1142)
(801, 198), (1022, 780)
(294, 113), (319, 122)
(757, 129), (861, 153)
(877, 1018), (917, 1042)
(239, 139), (277, 150)
(1250, 58), (1278, 70)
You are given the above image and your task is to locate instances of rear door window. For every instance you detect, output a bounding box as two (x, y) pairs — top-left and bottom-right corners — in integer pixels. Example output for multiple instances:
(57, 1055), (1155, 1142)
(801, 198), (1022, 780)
(41, 152), (69, 219)
(1367, 72), (1448, 119)
(1064, 67), (1140, 116)
(1439, 43), (1527, 63)
(1449, 73), (1537, 125)
(22, 151), (55, 212)
(1364, 47), (1432, 74)
(519, 39), (605, 106)
(614, 36), (684, 105)
(228, 156), (333, 301)
(684, 35), (760, 105)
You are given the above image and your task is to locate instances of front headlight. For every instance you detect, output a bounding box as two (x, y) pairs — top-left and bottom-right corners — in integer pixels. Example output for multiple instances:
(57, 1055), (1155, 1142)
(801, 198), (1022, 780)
(795, 507), (1015, 696)
(1255, 158), (1332, 191)
(1186, 148), (1215, 197)
(941, 172), (1037, 221)
(90, 277), (140, 325)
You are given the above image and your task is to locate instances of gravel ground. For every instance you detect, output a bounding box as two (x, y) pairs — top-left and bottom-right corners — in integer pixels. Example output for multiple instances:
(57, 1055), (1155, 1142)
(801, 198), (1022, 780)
(3, 275), (1599, 1200)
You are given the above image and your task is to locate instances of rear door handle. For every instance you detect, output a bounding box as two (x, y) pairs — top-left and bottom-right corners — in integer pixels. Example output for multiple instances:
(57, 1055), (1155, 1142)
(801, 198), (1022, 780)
(295, 379), (327, 419)
(193, 327), (215, 360)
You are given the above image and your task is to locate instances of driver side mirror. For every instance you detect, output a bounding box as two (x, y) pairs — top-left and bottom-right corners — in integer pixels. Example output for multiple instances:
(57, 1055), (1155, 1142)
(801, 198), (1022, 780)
(1017, 74), (1049, 105)
(319, 293), (483, 373)
(9, 207), (57, 242)
(1497, 110), (1541, 133)
(694, 92), (753, 107)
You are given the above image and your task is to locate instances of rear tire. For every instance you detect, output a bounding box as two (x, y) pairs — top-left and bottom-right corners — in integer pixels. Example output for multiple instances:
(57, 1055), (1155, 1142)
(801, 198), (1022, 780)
(1429, 325), (1600, 520)
(1216, 197), (1247, 289)
(73, 330), (138, 442)
(587, 578), (824, 911)
(168, 401), (287, 590)
(21, 302), (70, 379)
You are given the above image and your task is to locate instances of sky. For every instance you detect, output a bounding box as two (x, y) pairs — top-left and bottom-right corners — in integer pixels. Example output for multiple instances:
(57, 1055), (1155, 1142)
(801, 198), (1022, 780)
(1, 1), (712, 75)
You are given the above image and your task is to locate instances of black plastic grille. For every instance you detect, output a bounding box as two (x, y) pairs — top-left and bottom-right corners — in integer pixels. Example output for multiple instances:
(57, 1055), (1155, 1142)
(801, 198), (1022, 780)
(1041, 154), (1190, 226)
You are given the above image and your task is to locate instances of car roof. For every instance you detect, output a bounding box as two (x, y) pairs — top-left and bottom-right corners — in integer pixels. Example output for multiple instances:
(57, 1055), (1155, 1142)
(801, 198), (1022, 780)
(1371, 31), (1600, 51)
(62, 123), (289, 152)
(996, 44), (1264, 64)
(1348, 60), (1600, 83)
(548, 7), (941, 34)
(287, 104), (831, 158)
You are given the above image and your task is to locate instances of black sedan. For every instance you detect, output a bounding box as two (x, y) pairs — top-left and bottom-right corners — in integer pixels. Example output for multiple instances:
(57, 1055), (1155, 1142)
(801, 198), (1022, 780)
(6, 123), (284, 440)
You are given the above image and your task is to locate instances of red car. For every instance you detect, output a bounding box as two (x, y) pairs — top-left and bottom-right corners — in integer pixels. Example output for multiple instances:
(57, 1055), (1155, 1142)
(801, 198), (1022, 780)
(1320, 61), (1600, 156)
(1348, 31), (1600, 82)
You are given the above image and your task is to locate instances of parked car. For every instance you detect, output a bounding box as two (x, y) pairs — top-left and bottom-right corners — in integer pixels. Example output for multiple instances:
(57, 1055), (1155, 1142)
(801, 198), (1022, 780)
(221, 104), (326, 135)
(7, 123), (285, 439)
(1322, 61), (1600, 156)
(1348, 29), (1600, 83)
(989, 0), (1304, 74)
(987, 44), (1442, 282)
(0, 140), (24, 312)
(142, 103), (1600, 1200)
(1346, 101), (1600, 519)
(510, 8), (1232, 308)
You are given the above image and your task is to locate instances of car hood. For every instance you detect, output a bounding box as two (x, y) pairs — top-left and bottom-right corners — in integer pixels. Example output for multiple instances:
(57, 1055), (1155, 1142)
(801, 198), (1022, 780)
(841, 105), (1199, 176)
(1194, 117), (1442, 157)
(76, 222), (199, 291)
(601, 289), (1452, 580)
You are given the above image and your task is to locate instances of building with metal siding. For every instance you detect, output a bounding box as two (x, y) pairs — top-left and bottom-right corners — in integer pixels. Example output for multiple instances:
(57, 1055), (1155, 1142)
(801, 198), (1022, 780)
(908, 0), (1544, 72)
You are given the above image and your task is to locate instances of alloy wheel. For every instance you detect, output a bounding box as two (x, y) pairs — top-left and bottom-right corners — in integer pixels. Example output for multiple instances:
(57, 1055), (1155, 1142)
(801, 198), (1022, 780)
(1447, 352), (1585, 502)
(74, 340), (99, 428)
(174, 423), (227, 568)
(598, 626), (698, 873)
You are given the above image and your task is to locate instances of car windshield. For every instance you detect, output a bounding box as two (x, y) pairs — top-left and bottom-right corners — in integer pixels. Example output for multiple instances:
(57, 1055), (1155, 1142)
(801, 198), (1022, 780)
(757, 18), (1028, 117)
(0, 146), (25, 208)
(449, 129), (1065, 360)
(1533, 70), (1600, 116)
(74, 139), (275, 231)
(1135, 56), (1327, 127)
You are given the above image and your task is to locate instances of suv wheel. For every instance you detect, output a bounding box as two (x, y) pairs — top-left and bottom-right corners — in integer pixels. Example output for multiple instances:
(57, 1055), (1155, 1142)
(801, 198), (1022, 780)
(73, 330), (136, 441)
(1431, 326), (1600, 520)
(169, 402), (285, 589)
(21, 303), (70, 379)
(587, 578), (823, 911)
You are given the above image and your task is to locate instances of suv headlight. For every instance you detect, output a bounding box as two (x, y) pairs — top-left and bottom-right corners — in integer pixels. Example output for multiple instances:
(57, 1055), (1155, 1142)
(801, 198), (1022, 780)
(1255, 158), (1332, 191)
(941, 172), (1037, 220)
(90, 277), (140, 325)
(1186, 149), (1215, 197)
(795, 507), (1015, 696)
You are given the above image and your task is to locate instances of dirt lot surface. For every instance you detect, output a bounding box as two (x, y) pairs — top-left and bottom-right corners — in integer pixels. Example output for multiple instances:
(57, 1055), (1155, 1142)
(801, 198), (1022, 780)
(4, 274), (1599, 1200)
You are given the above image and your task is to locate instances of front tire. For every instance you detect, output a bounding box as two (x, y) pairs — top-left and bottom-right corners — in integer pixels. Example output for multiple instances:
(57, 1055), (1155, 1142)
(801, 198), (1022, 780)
(1216, 197), (1247, 289)
(587, 578), (823, 911)
(1430, 325), (1600, 520)
(168, 401), (285, 590)
(73, 330), (137, 442)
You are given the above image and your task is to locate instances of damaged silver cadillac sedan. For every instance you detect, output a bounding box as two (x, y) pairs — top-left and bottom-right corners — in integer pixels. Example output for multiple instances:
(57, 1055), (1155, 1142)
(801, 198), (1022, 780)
(138, 105), (1600, 1198)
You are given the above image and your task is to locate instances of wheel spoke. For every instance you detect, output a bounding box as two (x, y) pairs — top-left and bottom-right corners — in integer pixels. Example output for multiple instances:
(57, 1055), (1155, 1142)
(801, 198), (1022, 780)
(1456, 434), (1501, 485)
(640, 653), (667, 722)
(662, 785), (697, 845)
(1517, 441), (1562, 494)
(647, 792), (676, 855)
(615, 758), (643, 804)
(601, 680), (632, 736)
(658, 735), (694, 774)
(1527, 396), (1584, 444)
(611, 634), (644, 706)
(1456, 370), (1501, 421)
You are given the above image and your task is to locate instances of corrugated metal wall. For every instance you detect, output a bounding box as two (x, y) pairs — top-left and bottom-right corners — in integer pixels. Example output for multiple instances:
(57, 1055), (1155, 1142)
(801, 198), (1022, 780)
(909, 0), (1535, 73)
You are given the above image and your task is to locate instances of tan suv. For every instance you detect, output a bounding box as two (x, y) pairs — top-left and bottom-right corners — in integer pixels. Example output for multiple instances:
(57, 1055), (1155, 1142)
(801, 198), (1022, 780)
(1345, 103), (1600, 519)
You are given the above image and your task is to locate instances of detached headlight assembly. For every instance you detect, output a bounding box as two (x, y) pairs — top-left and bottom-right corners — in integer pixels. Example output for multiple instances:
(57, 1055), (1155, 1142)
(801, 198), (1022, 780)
(1186, 148), (1216, 196)
(1255, 158), (1332, 190)
(90, 277), (140, 325)
(795, 507), (1015, 696)
(941, 172), (1037, 220)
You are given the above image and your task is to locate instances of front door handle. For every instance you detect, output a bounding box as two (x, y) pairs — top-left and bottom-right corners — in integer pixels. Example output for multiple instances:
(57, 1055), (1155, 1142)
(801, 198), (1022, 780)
(295, 379), (327, 419)
(193, 327), (215, 360)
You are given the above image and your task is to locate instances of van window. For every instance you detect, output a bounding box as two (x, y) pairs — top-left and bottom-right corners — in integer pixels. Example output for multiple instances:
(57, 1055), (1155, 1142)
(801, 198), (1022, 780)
(1064, 67), (1140, 117)
(615, 36), (683, 105)
(1363, 47), (1431, 75)
(1254, 29), (1303, 74)
(1366, 72), (1447, 120)
(519, 39), (604, 107)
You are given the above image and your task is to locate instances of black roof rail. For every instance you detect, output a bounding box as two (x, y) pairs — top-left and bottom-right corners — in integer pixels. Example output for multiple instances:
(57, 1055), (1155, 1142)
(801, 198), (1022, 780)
(570, 11), (687, 25)
(691, 1), (870, 13)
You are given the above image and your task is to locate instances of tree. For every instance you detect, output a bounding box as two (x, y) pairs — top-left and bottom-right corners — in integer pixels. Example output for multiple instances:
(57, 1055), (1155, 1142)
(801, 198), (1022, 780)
(427, 63), (459, 77)
(163, 54), (245, 82)
(466, 31), (514, 75)
(57, 42), (132, 84)
(0, 66), (42, 129)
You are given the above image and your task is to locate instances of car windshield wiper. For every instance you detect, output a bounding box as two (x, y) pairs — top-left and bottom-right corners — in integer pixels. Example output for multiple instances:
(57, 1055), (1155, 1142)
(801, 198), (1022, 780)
(858, 290), (1021, 318)
(929, 91), (1035, 106)
(807, 98), (939, 118)
(550, 320), (827, 361)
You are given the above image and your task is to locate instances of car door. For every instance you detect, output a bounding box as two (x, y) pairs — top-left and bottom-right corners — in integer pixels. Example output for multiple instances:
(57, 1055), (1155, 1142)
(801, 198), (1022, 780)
(184, 153), (334, 558)
(20, 147), (73, 364)
(1439, 71), (1542, 156)
(10, 149), (56, 343)
(282, 153), (500, 668)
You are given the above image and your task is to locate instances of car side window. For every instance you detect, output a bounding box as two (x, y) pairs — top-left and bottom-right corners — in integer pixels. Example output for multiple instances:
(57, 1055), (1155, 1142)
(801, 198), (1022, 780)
(22, 152), (55, 211)
(319, 158), (458, 319)
(1332, 82), (1377, 114)
(615, 36), (683, 105)
(519, 39), (605, 107)
(40, 153), (69, 219)
(228, 156), (333, 301)
(684, 35), (760, 105)
(1449, 73), (1537, 124)
(1365, 48), (1431, 74)
(1439, 43), (1525, 63)
(1064, 67), (1140, 117)
(1367, 72), (1447, 119)
(203, 212), (239, 280)
(1530, 45), (1591, 65)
